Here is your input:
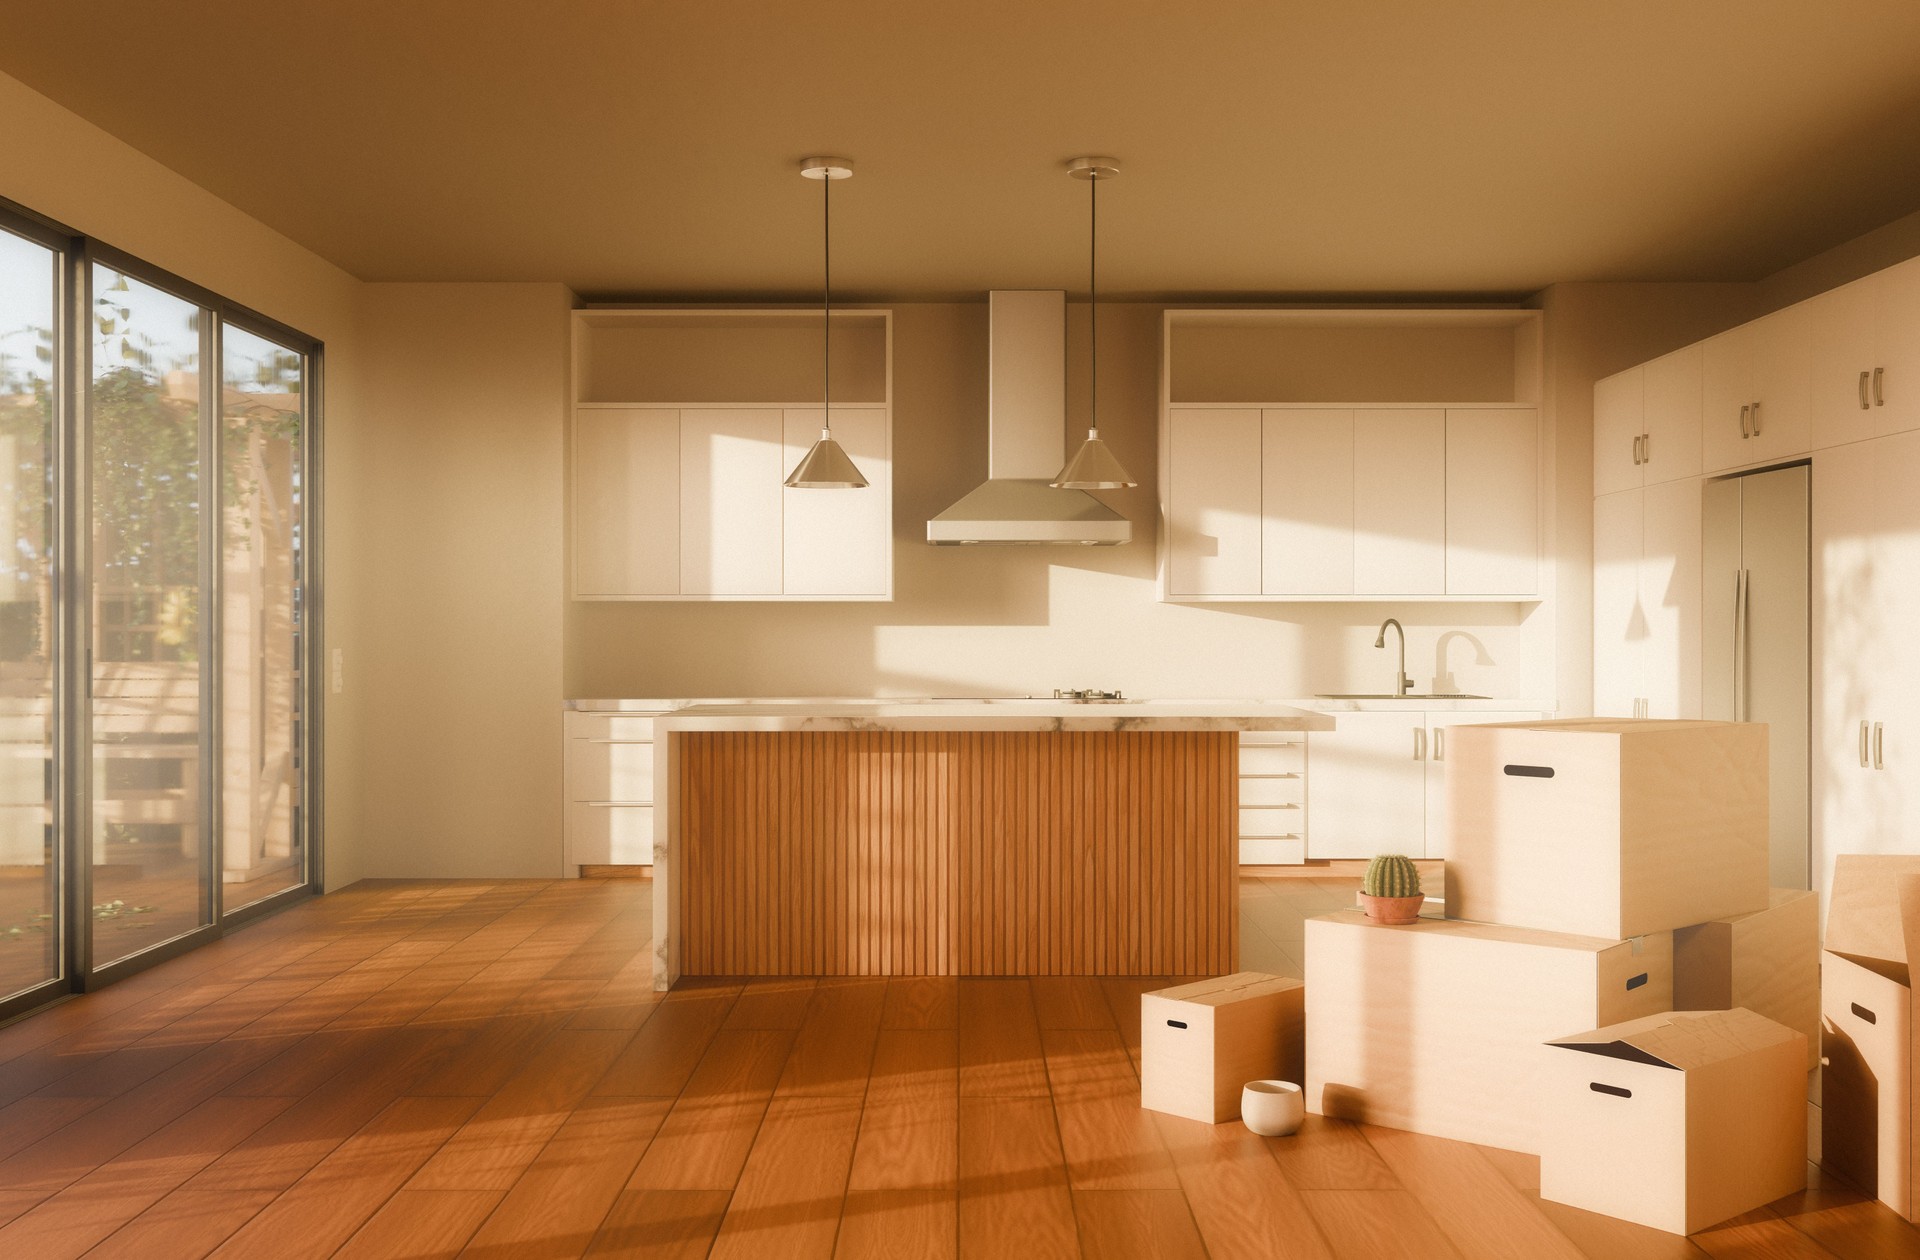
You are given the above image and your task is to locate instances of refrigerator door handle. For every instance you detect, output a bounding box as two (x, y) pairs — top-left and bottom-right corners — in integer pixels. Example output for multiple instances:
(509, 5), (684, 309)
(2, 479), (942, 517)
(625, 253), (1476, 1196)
(1732, 569), (1750, 723)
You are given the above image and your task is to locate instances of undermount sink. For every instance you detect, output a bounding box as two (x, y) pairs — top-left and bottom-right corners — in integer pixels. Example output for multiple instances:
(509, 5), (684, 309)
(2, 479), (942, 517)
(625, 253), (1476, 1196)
(1315, 693), (1490, 701)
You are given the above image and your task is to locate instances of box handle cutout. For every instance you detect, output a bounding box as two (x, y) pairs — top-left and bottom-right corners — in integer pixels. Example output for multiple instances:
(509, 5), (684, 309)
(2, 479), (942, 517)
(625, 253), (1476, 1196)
(1852, 1002), (1877, 1025)
(1503, 764), (1555, 778)
(1590, 1082), (1632, 1099)
(1167, 1019), (1188, 1030)
(1625, 973), (1648, 991)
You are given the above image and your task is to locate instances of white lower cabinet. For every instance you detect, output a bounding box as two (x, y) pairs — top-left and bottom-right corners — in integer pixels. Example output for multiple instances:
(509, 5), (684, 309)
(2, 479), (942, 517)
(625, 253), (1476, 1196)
(1304, 710), (1540, 860)
(563, 708), (664, 870)
(1237, 733), (1306, 864)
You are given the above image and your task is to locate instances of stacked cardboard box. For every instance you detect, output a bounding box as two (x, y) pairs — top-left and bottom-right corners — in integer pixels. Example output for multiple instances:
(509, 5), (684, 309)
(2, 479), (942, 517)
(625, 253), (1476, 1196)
(1306, 718), (1816, 1233)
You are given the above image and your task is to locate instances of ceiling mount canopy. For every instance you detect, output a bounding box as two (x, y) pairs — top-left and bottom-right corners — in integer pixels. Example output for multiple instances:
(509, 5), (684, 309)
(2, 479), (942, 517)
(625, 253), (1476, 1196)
(786, 155), (868, 489)
(1052, 156), (1137, 491)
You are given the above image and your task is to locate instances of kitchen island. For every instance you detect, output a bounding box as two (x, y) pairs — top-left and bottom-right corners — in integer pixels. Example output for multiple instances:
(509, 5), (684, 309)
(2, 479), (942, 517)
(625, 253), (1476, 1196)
(649, 700), (1332, 988)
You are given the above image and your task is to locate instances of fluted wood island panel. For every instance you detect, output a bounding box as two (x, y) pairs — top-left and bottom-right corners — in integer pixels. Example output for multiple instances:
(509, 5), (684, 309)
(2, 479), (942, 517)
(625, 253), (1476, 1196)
(677, 730), (1237, 975)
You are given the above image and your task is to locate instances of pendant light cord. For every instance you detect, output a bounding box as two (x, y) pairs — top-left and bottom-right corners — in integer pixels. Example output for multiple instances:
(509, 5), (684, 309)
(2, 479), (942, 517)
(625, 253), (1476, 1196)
(822, 168), (832, 437)
(1088, 171), (1097, 438)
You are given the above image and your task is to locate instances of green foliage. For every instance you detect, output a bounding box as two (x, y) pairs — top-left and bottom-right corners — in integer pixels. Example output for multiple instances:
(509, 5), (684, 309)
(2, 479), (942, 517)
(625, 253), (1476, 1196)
(1363, 853), (1422, 899)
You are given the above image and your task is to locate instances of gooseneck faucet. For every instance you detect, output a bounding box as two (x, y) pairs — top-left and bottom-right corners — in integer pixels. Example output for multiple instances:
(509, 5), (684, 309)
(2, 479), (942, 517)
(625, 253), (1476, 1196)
(1376, 618), (1413, 696)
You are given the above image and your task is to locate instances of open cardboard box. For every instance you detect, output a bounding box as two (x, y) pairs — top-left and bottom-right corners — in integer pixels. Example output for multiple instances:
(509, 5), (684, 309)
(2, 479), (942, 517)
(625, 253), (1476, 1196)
(1540, 1007), (1806, 1235)
(1821, 854), (1920, 1219)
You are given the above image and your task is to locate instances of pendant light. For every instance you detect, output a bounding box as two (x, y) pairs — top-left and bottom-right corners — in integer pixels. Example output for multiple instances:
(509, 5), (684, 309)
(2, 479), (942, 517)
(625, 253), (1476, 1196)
(785, 156), (869, 489)
(1052, 156), (1138, 490)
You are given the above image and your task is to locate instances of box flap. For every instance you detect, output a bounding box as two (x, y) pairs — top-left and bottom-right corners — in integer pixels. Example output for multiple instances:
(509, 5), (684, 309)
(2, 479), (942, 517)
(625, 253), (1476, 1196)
(1148, 971), (1300, 1005)
(1546, 1007), (1797, 1070)
(1825, 856), (1920, 974)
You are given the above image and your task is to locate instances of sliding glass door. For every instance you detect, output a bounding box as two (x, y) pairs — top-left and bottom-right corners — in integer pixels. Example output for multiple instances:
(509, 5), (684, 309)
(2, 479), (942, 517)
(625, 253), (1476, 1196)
(0, 197), (320, 1014)
(0, 224), (60, 1006)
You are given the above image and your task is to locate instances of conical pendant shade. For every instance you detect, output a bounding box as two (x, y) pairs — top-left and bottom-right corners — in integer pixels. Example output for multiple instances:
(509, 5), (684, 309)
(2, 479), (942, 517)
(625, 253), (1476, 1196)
(785, 431), (869, 488)
(1052, 430), (1136, 490)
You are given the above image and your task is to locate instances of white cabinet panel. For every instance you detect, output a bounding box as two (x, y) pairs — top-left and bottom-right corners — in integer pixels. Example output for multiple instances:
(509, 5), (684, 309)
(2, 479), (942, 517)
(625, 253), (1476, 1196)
(680, 409), (785, 595)
(1169, 408), (1263, 596)
(1592, 489), (1643, 720)
(1751, 305), (1812, 464)
(573, 408), (679, 596)
(1262, 408), (1353, 595)
(1701, 323), (1756, 474)
(565, 803), (655, 868)
(1639, 478), (1702, 720)
(1305, 712), (1429, 859)
(1353, 409), (1445, 595)
(1445, 408), (1537, 596)
(567, 741), (656, 804)
(1642, 345), (1703, 484)
(1875, 256), (1920, 437)
(782, 407), (891, 597)
(1810, 276), (1880, 450)
(1238, 744), (1303, 776)
(1593, 366), (1644, 497)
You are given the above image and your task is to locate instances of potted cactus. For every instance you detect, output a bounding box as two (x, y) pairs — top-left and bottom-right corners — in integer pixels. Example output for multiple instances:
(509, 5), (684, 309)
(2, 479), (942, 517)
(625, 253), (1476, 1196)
(1359, 854), (1425, 925)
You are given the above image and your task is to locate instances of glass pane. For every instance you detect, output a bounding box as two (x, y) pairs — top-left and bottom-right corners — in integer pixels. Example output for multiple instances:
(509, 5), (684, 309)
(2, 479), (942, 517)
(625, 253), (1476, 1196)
(90, 265), (208, 967)
(220, 327), (303, 909)
(0, 229), (58, 1000)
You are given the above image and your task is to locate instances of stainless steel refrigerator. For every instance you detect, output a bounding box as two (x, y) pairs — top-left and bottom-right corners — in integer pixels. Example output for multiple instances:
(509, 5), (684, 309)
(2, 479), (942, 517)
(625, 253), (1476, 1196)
(1702, 463), (1809, 890)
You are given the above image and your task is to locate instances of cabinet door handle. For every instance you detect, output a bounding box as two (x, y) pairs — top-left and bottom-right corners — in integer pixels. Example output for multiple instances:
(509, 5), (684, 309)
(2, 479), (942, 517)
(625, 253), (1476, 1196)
(1641, 433), (1650, 464)
(1875, 721), (1885, 770)
(1862, 719), (1872, 769)
(1875, 366), (1885, 407)
(1631, 434), (1642, 464)
(1861, 370), (1873, 410)
(1751, 400), (1762, 435)
(1433, 728), (1446, 761)
(1413, 728), (1425, 761)
(1740, 404), (1751, 438)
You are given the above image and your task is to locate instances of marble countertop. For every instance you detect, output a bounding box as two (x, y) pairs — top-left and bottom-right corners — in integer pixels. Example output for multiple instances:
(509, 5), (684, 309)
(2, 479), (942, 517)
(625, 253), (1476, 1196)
(654, 699), (1336, 733)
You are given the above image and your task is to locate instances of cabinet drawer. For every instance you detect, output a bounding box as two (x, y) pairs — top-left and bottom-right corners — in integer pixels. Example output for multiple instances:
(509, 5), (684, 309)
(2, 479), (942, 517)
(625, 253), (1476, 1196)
(1239, 807), (1304, 838)
(566, 803), (655, 867)
(1240, 778), (1303, 808)
(1240, 835), (1306, 865)
(567, 712), (659, 742)
(1238, 744), (1304, 776)
(567, 741), (656, 804)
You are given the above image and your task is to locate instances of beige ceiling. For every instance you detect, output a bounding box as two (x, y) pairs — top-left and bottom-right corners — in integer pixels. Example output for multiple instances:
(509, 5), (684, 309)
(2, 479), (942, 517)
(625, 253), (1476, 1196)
(7, 1), (1920, 299)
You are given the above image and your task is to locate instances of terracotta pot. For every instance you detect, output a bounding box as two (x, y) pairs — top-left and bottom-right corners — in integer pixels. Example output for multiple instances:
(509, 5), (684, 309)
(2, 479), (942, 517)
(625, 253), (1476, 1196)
(1359, 892), (1425, 925)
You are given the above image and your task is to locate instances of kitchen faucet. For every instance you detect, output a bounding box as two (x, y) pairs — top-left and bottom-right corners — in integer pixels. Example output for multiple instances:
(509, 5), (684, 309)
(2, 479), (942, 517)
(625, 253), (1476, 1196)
(1376, 618), (1413, 696)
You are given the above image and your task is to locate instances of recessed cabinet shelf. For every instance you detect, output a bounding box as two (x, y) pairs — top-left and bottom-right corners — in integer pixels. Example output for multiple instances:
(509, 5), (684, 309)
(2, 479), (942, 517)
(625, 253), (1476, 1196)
(570, 308), (894, 602)
(1159, 309), (1543, 604)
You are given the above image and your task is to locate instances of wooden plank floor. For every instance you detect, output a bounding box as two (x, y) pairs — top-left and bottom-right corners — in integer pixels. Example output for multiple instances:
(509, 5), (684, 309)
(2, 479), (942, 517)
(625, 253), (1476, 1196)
(0, 871), (1912, 1258)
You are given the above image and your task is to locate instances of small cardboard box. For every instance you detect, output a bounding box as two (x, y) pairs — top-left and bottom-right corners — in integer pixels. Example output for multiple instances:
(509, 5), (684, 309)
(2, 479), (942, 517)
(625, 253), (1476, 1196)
(1444, 718), (1769, 939)
(1304, 910), (1672, 1153)
(1141, 972), (1303, 1123)
(1539, 1008), (1807, 1235)
(1819, 854), (1920, 1219)
(1673, 888), (1820, 1070)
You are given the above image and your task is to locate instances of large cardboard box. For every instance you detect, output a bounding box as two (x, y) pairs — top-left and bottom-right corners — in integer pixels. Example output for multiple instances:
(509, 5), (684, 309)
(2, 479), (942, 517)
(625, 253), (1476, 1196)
(1445, 718), (1769, 939)
(1141, 972), (1304, 1123)
(1304, 910), (1673, 1153)
(1539, 1008), (1807, 1235)
(1819, 854), (1920, 1219)
(1673, 888), (1820, 1070)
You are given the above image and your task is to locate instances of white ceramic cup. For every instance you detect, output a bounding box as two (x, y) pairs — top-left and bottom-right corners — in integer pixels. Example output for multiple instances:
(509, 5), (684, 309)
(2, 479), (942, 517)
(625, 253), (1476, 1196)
(1241, 1079), (1305, 1137)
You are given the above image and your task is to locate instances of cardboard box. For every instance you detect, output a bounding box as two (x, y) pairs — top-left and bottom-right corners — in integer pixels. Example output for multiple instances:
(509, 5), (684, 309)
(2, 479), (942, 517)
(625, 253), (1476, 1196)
(1304, 910), (1672, 1153)
(1141, 972), (1303, 1123)
(1819, 854), (1920, 1218)
(1673, 888), (1820, 1070)
(1445, 718), (1769, 939)
(1539, 1008), (1807, 1235)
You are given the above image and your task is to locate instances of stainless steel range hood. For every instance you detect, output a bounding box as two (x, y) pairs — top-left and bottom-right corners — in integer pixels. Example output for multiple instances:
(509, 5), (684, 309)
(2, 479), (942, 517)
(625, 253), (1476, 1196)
(927, 290), (1131, 546)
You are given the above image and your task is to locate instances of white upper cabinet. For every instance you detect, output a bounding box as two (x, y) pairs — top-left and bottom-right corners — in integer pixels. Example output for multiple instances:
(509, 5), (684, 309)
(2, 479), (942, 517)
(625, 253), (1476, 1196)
(782, 407), (891, 597)
(1703, 307), (1810, 473)
(573, 407), (680, 597)
(1354, 409), (1446, 596)
(1262, 408), (1354, 595)
(1592, 488), (1644, 720)
(1641, 345), (1703, 484)
(1593, 365), (1644, 497)
(1445, 408), (1537, 597)
(1592, 478), (1701, 723)
(681, 409), (785, 596)
(1168, 407), (1263, 596)
(1811, 256), (1920, 448)
(570, 309), (893, 600)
